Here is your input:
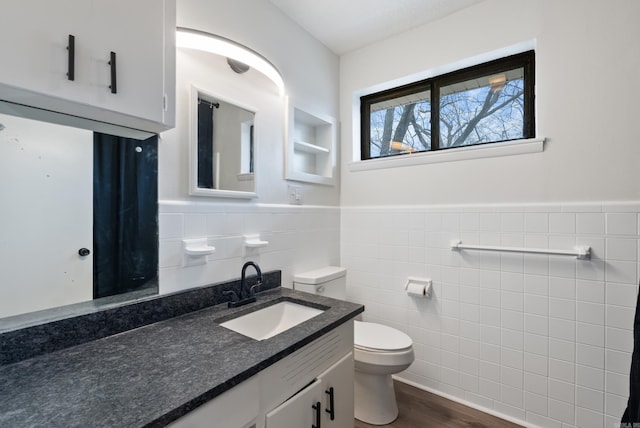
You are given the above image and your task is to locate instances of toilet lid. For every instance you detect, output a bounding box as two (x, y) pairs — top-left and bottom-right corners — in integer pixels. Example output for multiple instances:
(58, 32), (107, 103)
(354, 321), (413, 351)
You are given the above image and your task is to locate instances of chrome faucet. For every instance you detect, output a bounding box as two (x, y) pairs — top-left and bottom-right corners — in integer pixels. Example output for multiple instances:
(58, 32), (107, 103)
(224, 261), (263, 308)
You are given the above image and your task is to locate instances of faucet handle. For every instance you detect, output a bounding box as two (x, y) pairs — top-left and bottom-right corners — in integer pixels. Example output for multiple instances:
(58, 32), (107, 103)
(249, 282), (262, 297)
(223, 289), (239, 302)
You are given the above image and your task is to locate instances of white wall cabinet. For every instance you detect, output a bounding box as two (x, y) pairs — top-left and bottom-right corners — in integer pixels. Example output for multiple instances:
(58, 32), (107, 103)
(0, 0), (175, 136)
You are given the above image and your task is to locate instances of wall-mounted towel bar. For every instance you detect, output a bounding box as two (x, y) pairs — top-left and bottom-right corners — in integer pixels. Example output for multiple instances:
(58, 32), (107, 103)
(450, 240), (591, 260)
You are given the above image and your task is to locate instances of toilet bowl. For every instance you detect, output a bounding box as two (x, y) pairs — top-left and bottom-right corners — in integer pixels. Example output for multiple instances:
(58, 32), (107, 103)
(293, 266), (415, 425)
(353, 320), (414, 425)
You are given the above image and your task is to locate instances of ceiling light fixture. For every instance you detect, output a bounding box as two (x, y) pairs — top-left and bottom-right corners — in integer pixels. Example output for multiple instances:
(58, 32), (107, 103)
(227, 58), (250, 74)
(176, 27), (285, 96)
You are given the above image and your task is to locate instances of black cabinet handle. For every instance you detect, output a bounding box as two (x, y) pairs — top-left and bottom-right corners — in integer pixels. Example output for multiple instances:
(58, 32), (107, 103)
(108, 51), (117, 93)
(325, 387), (335, 420)
(312, 401), (321, 428)
(67, 34), (75, 81)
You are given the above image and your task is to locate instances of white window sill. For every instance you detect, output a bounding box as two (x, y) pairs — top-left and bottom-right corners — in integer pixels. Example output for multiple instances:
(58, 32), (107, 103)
(348, 137), (545, 172)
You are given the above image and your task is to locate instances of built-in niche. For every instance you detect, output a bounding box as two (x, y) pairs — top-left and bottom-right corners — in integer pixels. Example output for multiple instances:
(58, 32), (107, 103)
(285, 103), (337, 185)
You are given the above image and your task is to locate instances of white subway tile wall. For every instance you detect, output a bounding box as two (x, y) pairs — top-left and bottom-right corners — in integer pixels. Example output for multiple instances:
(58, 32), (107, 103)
(158, 202), (340, 294)
(341, 203), (640, 428)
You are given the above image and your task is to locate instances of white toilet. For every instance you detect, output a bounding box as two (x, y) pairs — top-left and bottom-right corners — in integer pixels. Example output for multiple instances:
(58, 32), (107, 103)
(293, 266), (415, 425)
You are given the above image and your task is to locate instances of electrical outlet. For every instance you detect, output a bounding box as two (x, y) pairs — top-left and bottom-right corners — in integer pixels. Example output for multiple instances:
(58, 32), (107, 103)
(288, 185), (302, 205)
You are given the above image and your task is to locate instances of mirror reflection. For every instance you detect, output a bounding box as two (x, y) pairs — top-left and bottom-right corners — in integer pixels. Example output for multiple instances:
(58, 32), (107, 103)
(190, 87), (257, 197)
(0, 112), (158, 321)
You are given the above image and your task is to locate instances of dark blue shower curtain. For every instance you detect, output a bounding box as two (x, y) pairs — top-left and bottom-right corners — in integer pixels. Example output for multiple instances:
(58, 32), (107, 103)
(198, 99), (214, 189)
(622, 288), (640, 426)
(93, 133), (158, 299)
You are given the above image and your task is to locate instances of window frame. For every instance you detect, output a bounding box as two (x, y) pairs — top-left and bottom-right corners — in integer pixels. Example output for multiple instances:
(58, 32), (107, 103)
(360, 50), (535, 161)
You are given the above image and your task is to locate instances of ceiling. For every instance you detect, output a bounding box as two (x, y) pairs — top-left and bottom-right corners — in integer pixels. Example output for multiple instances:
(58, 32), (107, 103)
(269, 0), (485, 55)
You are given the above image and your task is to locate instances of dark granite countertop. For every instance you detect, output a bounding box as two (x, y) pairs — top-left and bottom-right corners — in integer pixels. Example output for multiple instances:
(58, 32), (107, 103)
(0, 287), (364, 428)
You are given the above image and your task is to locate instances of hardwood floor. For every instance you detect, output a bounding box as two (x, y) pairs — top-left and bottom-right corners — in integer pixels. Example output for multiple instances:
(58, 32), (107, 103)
(354, 381), (523, 428)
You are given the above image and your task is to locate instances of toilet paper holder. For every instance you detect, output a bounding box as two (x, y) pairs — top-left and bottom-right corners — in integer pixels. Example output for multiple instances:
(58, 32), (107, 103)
(405, 277), (432, 298)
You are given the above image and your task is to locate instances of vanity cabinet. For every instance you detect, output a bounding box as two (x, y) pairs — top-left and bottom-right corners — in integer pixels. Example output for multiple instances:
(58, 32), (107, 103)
(318, 353), (356, 428)
(259, 321), (353, 428)
(167, 377), (260, 428)
(265, 378), (323, 428)
(169, 321), (354, 428)
(265, 353), (354, 428)
(0, 0), (175, 135)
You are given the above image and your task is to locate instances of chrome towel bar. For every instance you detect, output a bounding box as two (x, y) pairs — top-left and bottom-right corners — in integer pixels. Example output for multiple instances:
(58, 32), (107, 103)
(450, 240), (591, 260)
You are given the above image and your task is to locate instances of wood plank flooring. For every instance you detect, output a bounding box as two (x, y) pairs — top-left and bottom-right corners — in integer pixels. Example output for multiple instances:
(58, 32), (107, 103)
(354, 381), (523, 428)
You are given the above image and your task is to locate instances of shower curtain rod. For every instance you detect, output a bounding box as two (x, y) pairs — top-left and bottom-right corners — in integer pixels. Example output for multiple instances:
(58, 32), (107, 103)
(450, 240), (591, 260)
(198, 98), (219, 109)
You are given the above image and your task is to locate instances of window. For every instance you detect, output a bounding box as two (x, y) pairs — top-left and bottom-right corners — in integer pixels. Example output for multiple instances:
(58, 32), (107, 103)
(361, 51), (535, 160)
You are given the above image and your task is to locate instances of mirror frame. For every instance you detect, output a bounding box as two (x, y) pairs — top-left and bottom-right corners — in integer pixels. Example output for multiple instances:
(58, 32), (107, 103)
(188, 84), (258, 199)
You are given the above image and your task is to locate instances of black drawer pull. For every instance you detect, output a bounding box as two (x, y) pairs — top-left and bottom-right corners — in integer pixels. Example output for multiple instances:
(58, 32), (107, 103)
(67, 34), (75, 81)
(108, 51), (117, 94)
(312, 401), (321, 428)
(325, 387), (335, 420)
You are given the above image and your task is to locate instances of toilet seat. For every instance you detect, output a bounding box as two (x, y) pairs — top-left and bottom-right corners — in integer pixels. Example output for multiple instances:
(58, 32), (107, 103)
(354, 321), (413, 352)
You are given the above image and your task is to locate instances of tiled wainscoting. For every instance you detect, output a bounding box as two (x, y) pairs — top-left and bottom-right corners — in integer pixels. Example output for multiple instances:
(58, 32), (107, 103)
(341, 203), (640, 428)
(158, 201), (340, 294)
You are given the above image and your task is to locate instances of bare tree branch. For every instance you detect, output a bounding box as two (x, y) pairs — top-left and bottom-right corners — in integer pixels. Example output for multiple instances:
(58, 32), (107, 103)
(380, 108), (394, 155)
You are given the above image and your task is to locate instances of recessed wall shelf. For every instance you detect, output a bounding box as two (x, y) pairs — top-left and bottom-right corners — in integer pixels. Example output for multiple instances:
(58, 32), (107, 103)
(294, 140), (330, 154)
(285, 100), (337, 186)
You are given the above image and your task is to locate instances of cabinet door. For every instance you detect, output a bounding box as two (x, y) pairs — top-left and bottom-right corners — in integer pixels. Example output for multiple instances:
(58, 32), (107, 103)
(266, 379), (323, 428)
(167, 377), (259, 428)
(319, 352), (354, 428)
(86, 0), (167, 124)
(0, 0), (91, 99)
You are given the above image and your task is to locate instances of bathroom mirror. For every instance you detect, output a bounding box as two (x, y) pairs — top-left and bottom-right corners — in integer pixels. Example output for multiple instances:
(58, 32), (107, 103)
(0, 110), (158, 325)
(189, 85), (257, 198)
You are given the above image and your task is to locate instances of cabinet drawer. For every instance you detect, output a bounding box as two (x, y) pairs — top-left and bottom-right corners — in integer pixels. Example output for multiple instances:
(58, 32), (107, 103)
(260, 321), (353, 413)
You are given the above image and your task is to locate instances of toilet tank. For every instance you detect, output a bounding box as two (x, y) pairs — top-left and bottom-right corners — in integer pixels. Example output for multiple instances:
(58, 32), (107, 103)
(293, 266), (346, 300)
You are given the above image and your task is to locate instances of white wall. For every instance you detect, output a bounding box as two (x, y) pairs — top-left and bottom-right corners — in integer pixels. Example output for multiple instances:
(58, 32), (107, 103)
(343, 202), (637, 428)
(169, 0), (341, 206)
(339, 0), (640, 205)
(158, 0), (341, 294)
(339, 1), (640, 427)
(160, 202), (340, 294)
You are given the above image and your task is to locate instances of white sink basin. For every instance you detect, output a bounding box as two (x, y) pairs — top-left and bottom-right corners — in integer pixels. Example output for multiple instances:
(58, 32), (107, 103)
(220, 301), (324, 340)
